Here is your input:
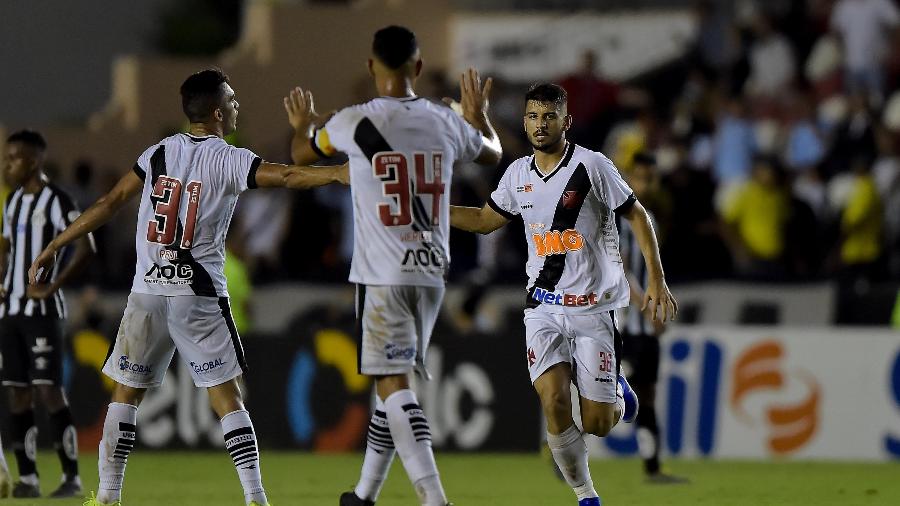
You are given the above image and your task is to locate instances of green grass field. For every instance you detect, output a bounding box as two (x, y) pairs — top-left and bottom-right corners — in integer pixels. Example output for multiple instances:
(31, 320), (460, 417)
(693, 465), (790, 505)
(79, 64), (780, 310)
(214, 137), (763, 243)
(7, 451), (900, 505)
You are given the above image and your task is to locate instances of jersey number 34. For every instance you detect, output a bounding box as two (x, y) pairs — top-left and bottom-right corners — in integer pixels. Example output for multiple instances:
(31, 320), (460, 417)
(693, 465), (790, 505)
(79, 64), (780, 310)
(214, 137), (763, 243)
(146, 176), (202, 249)
(374, 152), (444, 227)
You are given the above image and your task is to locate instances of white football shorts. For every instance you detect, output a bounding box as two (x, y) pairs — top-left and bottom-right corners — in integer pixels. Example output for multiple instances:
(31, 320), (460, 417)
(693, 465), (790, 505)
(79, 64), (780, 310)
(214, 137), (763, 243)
(355, 284), (444, 378)
(102, 292), (246, 388)
(523, 308), (620, 403)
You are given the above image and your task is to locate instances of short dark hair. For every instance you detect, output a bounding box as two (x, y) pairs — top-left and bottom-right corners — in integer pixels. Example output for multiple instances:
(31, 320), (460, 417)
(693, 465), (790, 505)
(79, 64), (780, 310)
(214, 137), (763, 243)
(525, 83), (567, 106)
(373, 26), (418, 70)
(6, 130), (47, 151)
(633, 152), (657, 166)
(180, 68), (230, 123)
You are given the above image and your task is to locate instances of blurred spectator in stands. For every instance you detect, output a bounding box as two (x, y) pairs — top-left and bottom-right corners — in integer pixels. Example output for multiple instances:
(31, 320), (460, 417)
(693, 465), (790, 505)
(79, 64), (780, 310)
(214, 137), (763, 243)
(559, 50), (646, 150)
(231, 188), (293, 281)
(721, 156), (791, 280)
(607, 107), (662, 174)
(745, 12), (796, 101)
(713, 96), (756, 186)
(838, 156), (883, 279)
(823, 93), (878, 178)
(830, 0), (900, 105)
(690, 0), (739, 78)
(69, 159), (101, 210)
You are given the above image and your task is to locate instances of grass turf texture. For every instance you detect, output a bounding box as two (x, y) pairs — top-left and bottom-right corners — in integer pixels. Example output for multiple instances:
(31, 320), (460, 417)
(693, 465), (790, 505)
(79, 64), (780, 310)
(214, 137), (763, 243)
(7, 452), (899, 505)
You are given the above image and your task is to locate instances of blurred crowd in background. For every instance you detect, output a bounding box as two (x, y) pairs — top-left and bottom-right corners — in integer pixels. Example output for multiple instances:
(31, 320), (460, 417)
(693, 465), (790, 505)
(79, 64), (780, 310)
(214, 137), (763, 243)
(5, 0), (900, 295)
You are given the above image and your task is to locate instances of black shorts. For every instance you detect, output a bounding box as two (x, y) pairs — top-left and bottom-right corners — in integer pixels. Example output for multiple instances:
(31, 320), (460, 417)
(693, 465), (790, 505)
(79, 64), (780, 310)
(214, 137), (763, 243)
(0, 315), (64, 387)
(621, 332), (660, 386)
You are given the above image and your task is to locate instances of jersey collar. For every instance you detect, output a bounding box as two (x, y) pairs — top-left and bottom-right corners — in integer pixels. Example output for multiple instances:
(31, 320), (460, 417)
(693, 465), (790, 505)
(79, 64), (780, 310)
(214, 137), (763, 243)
(183, 133), (217, 142)
(530, 142), (575, 182)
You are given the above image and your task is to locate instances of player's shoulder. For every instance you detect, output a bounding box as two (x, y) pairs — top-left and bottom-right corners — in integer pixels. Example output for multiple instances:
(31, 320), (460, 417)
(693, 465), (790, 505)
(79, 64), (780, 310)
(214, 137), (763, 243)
(503, 155), (533, 179)
(45, 181), (74, 202)
(570, 143), (613, 167)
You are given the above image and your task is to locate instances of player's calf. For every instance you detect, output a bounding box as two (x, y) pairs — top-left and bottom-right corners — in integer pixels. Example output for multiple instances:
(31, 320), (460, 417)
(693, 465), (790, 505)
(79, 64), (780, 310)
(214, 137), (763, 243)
(579, 400), (618, 437)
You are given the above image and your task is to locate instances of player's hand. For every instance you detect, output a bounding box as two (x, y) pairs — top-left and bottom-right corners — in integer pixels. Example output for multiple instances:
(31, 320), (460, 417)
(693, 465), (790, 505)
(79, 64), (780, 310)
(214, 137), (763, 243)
(28, 247), (57, 286)
(283, 87), (319, 135)
(642, 276), (678, 323)
(444, 68), (493, 127)
(26, 282), (56, 300)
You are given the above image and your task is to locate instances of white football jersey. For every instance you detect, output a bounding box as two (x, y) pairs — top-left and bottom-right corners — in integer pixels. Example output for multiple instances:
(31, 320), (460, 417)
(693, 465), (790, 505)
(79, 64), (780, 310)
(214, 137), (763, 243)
(490, 143), (635, 315)
(131, 133), (260, 297)
(313, 97), (484, 287)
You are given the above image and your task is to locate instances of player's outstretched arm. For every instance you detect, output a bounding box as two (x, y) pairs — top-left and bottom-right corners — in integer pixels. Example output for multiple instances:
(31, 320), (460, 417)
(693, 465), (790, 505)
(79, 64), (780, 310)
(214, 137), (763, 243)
(284, 87), (323, 166)
(622, 199), (677, 322)
(253, 162), (349, 189)
(450, 204), (509, 234)
(28, 170), (142, 285)
(445, 68), (502, 165)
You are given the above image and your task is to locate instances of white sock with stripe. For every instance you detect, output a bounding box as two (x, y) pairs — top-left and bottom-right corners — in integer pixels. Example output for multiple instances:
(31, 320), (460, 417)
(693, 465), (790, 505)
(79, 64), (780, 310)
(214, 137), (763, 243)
(97, 403), (137, 504)
(384, 389), (447, 506)
(222, 410), (267, 506)
(354, 396), (395, 501)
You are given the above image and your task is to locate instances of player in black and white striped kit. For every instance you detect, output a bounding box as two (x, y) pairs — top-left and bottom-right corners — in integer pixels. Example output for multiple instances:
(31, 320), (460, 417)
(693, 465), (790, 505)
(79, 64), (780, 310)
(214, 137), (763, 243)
(616, 153), (688, 484)
(29, 69), (348, 506)
(0, 130), (95, 498)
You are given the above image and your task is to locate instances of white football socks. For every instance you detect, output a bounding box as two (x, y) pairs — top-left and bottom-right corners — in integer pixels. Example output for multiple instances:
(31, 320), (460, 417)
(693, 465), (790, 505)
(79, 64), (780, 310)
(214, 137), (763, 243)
(221, 410), (267, 506)
(547, 424), (597, 501)
(384, 389), (447, 506)
(355, 396), (396, 501)
(97, 402), (137, 504)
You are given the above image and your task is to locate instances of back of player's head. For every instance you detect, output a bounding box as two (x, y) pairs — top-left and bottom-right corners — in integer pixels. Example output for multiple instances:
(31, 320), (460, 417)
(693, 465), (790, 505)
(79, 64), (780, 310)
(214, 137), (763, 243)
(633, 151), (656, 166)
(180, 68), (230, 123)
(6, 129), (47, 152)
(372, 25), (418, 70)
(525, 83), (568, 107)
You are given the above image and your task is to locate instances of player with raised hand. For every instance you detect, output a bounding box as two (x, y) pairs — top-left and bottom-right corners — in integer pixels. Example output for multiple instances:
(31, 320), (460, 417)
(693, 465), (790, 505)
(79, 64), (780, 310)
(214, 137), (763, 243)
(284, 25), (501, 506)
(449, 83), (677, 506)
(28, 68), (347, 506)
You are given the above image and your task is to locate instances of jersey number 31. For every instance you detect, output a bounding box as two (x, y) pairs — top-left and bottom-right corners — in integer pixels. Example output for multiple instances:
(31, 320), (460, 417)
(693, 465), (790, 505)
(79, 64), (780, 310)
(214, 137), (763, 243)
(146, 176), (202, 249)
(374, 152), (444, 227)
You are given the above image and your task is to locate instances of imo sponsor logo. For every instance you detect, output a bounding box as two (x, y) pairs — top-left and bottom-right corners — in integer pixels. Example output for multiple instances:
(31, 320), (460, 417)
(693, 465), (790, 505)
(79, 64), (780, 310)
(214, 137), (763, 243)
(385, 343), (415, 360)
(531, 229), (584, 257)
(189, 359), (227, 374)
(118, 355), (153, 375)
(531, 287), (599, 307)
(730, 340), (820, 455)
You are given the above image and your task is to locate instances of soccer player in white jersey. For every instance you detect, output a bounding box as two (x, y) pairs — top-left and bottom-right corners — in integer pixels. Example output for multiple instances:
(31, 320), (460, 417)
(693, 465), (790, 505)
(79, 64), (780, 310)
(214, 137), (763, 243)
(28, 68), (348, 506)
(284, 26), (502, 506)
(449, 84), (677, 506)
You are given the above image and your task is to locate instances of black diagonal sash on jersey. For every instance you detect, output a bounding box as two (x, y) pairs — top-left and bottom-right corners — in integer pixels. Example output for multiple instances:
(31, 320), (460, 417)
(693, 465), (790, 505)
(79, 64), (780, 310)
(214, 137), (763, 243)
(353, 116), (446, 273)
(148, 145), (216, 297)
(526, 162), (592, 309)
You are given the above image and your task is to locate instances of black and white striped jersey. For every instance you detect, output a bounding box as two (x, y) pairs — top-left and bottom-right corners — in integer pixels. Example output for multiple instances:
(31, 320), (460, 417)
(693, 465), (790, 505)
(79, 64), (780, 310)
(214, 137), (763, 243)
(1, 183), (82, 318)
(489, 143), (635, 315)
(616, 210), (656, 336)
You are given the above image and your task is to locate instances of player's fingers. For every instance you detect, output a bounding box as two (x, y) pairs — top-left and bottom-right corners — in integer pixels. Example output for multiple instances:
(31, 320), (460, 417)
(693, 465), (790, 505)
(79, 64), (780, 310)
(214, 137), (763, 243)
(470, 68), (481, 92)
(482, 77), (493, 102)
(460, 73), (469, 96)
(660, 297), (669, 322)
(670, 294), (679, 317)
(651, 298), (660, 322)
(306, 90), (316, 114)
(667, 299), (677, 321)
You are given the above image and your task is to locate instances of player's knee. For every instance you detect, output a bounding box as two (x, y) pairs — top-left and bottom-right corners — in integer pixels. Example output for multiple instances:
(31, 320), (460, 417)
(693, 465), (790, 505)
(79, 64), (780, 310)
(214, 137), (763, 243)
(582, 407), (618, 437)
(7, 387), (33, 412)
(539, 388), (571, 420)
(111, 382), (146, 406)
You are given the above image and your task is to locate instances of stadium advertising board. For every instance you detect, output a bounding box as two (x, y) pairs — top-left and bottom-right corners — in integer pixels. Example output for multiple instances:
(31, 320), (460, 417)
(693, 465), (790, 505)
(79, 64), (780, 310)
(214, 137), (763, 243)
(593, 327), (900, 461)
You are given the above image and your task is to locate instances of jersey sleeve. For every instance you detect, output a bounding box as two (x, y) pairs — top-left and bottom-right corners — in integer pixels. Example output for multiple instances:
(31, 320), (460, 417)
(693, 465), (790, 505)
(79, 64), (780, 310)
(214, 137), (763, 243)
(50, 192), (81, 232)
(225, 146), (263, 194)
(448, 112), (484, 163)
(132, 144), (160, 181)
(592, 154), (635, 214)
(2, 195), (11, 240)
(311, 108), (357, 158)
(487, 166), (519, 219)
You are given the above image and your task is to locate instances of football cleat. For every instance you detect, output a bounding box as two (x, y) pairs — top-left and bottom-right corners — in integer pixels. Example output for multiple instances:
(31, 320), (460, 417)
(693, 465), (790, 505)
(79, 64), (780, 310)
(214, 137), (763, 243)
(12, 480), (40, 498)
(82, 492), (121, 506)
(50, 476), (83, 498)
(617, 374), (639, 423)
(339, 491), (374, 505)
(578, 497), (601, 506)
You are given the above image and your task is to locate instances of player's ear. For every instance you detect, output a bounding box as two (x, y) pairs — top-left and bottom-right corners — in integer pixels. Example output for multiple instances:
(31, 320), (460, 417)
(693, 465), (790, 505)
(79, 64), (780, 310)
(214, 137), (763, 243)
(213, 107), (224, 123)
(563, 114), (573, 132)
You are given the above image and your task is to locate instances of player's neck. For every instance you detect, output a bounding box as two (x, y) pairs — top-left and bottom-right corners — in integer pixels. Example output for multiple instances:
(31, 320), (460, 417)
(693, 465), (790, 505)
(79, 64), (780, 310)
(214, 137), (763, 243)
(532, 141), (568, 175)
(21, 173), (46, 195)
(377, 77), (416, 99)
(188, 123), (223, 138)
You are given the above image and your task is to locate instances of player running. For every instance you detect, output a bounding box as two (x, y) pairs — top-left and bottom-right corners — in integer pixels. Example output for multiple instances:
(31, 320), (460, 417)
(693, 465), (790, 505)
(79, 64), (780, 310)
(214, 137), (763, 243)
(449, 83), (677, 506)
(28, 68), (348, 506)
(283, 25), (501, 506)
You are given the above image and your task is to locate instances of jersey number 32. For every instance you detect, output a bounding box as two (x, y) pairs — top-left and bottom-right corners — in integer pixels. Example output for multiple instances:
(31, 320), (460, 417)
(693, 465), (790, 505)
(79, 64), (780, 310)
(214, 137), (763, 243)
(146, 176), (202, 249)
